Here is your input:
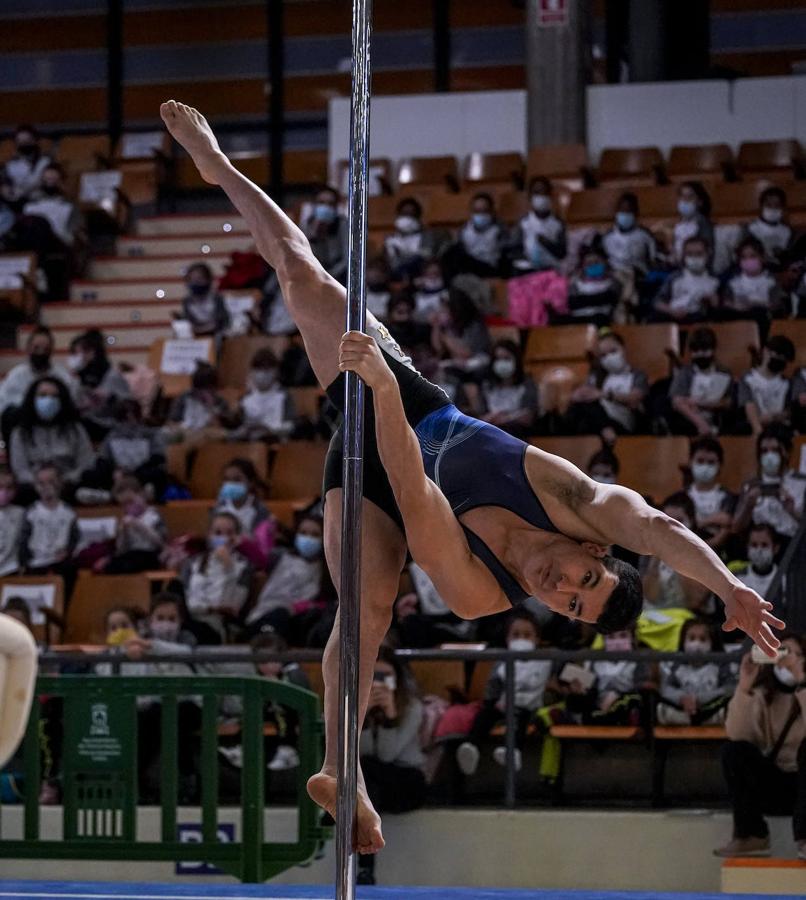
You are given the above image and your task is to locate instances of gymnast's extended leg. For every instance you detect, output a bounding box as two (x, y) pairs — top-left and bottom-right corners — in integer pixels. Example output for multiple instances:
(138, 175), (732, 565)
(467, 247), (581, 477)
(160, 100), (405, 853)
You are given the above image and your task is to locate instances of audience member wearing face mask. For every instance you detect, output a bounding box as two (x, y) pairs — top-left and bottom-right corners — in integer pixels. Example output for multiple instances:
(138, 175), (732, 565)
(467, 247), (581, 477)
(737, 524), (781, 600)
(411, 259), (448, 323)
(385, 292), (433, 367)
(586, 448), (620, 486)
(715, 634), (806, 861)
(235, 348), (295, 441)
(8, 376), (95, 499)
(0, 466), (23, 577)
(514, 176), (567, 272)
(733, 425), (805, 539)
(365, 257), (392, 320)
(672, 181), (714, 265)
(641, 492), (710, 613)
(668, 327), (734, 436)
(244, 515), (327, 645)
(602, 192), (657, 276)
(470, 339), (541, 438)
(180, 262), (230, 338)
(566, 331), (648, 442)
(456, 611), (550, 776)
(653, 236), (719, 323)
(737, 336), (795, 436)
(102, 474), (167, 574)
(181, 512), (253, 641)
(431, 286), (492, 382)
(442, 192), (508, 280)
(745, 186), (792, 268)
(213, 458), (272, 539)
(5, 125), (52, 204)
(553, 247), (622, 328)
(67, 328), (131, 438)
(166, 362), (235, 447)
(657, 619), (735, 725)
(723, 236), (785, 323)
(685, 436), (736, 554)
(303, 186), (349, 284)
(384, 197), (446, 281)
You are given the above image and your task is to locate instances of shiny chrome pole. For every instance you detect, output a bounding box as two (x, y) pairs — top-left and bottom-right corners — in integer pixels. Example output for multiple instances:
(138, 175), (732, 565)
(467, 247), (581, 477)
(336, 0), (372, 897)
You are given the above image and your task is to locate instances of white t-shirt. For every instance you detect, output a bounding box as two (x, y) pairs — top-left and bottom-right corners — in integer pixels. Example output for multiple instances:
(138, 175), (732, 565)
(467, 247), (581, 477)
(246, 552), (322, 622)
(0, 505), (24, 576)
(687, 484), (732, 524)
(241, 387), (290, 433)
(737, 564), (778, 599)
(24, 501), (76, 568)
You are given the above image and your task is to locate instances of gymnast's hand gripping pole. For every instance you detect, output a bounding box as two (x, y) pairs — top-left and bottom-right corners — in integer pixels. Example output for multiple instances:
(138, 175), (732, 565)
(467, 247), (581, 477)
(336, 0), (372, 897)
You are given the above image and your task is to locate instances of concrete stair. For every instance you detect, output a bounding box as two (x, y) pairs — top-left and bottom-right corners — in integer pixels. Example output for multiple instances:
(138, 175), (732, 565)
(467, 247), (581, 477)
(0, 347), (149, 375)
(18, 322), (171, 350)
(721, 858), (806, 895)
(41, 300), (181, 327)
(88, 254), (229, 281)
(136, 213), (248, 237)
(116, 233), (252, 258)
(70, 279), (186, 302)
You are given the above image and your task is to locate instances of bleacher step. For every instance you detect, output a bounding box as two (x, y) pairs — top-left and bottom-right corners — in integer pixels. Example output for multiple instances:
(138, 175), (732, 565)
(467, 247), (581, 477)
(722, 858), (806, 895)
(70, 279), (185, 302)
(117, 233), (252, 258)
(17, 322), (172, 351)
(42, 300), (181, 327)
(89, 254), (228, 280)
(136, 213), (248, 237)
(0, 347), (149, 375)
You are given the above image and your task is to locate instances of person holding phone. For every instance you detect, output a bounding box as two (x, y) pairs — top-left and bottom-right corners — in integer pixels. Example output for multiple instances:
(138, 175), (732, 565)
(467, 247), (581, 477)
(715, 634), (806, 859)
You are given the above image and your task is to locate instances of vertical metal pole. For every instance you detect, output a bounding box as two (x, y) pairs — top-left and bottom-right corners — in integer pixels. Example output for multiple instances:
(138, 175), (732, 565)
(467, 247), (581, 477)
(336, 0), (372, 898)
(267, 0), (285, 202)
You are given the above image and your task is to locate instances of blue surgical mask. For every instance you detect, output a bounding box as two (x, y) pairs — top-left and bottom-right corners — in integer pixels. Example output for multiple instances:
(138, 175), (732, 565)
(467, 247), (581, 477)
(314, 204), (336, 224)
(678, 199), (697, 218)
(34, 395), (60, 421)
(584, 262), (606, 279)
(615, 211), (635, 230)
(472, 212), (492, 230)
(295, 534), (323, 559)
(219, 481), (248, 503)
(189, 282), (210, 297)
(209, 534), (230, 550)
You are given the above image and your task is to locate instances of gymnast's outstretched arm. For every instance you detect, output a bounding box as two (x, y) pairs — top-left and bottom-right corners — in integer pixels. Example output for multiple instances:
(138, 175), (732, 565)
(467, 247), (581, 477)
(338, 331), (510, 619)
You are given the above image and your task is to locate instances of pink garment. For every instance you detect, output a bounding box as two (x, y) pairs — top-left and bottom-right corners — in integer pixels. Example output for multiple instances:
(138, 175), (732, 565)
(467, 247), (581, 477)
(433, 700), (482, 740)
(507, 270), (568, 327)
(237, 517), (278, 569)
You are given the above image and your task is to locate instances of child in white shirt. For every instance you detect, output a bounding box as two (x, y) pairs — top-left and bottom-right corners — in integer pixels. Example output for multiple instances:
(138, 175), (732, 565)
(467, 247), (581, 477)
(19, 464), (78, 590)
(0, 466), (24, 577)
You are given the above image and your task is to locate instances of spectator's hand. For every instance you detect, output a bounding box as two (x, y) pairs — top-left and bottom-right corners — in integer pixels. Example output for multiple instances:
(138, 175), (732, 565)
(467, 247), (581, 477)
(213, 545), (233, 566)
(124, 637), (151, 661)
(395, 593), (418, 619)
(681, 694), (698, 715)
(743, 486), (762, 506)
(738, 652), (760, 694)
(722, 582), (784, 657)
(573, 384), (600, 403)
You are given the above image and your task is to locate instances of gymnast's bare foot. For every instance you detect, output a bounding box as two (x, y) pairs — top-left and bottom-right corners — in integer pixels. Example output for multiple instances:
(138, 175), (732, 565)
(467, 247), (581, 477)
(307, 770), (385, 855)
(160, 100), (226, 185)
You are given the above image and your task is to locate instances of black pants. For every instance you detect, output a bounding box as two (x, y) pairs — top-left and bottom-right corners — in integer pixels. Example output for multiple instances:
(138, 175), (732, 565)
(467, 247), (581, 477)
(137, 701), (202, 800)
(722, 739), (806, 841)
(469, 701), (532, 748)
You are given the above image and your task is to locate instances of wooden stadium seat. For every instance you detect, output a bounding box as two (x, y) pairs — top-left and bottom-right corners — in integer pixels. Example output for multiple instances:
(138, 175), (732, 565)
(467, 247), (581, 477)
(0, 574), (65, 645)
(269, 441), (328, 500)
(536, 364), (589, 415)
(615, 436), (690, 503)
(597, 147), (664, 186)
(396, 156), (459, 191)
(549, 725), (643, 740)
(218, 334), (292, 389)
(495, 190), (530, 225)
(666, 144), (733, 183)
(527, 143), (589, 189)
(65, 574), (152, 644)
(612, 322), (680, 385)
(189, 442), (270, 499)
(711, 181), (772, 223)
(289, 386), (324, 420)
(463, 152), (524, 189)
(265, 499), (310, 530)
(653, 725), (726, 740)
(718, 436), (758, 493)
(299, 661), (325, 701)
(530, 435), (604, 472)
(632, 185), (679, 220)
(682, 320), (760, 378)
(467, 660), (495, 701)
(427, 191), (475, 228)
(162, 500), (215, 539)
(409, 660), (465, 700)
(0, 252), (37, 318)
(768, 319), (806, 368)
(736, 139), (803, 180)
(566, 187), (623, 226)
(524, 324), (596, 365)
(148, 337), (215, 398)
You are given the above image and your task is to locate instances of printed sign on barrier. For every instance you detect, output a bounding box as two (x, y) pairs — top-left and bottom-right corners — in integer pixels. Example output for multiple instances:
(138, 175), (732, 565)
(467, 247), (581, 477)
(176, 822), (236, 875)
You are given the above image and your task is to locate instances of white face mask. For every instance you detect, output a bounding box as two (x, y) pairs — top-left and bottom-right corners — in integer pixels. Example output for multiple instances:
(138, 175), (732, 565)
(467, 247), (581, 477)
(684, 255), (707, 275)
(683, 638), (711, 654)
(600, 350), (626, 373)
(762, 207), (783, 225)
(531, 194), (552, 214)
(748, 546), (774, 571)
(508, 638), (536, 652)
(691, 462), (719, 484)
(66, 353), (84, 373)
(774, 664), (797, 687)
(395, 215), (420, 235)
(492, 358), (516, 380)
(760, 451), (782, 477)
(150, 620), (180, 642)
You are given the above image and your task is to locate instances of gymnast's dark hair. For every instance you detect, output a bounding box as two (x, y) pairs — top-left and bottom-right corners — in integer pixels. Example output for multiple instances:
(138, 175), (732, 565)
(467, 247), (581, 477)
(595, 556), (643, 634)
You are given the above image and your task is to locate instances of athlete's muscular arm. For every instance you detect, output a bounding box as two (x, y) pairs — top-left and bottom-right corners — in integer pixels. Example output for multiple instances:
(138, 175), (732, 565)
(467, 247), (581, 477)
(339, 331), (509, 618)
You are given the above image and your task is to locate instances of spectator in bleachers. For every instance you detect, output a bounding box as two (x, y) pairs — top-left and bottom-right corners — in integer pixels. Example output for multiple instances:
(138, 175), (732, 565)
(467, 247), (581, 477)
(19, 464), (78, 591)
(602, 191), (657, 277)
(386, 292), (433, 365)
(686, 437), (736, 554)
(0, 326), (75, 435)
(0, 175), (18, 250)
(586, 447), (620, 484)
(512, 176), (567, 273)
(737, 335), (794, 436)
(672, 181), (714, 264)
(180, 262), (230, 339)
(392, 561), (473, 648)
(303, 185), (348, 284)
(165, 361), (234, 447)
(657, 618), (734, 725)
(384, 197), (445, 280)
(456, 610), (550, 776)
(792, 363), (806, 434)
(467, 339), (541, 438)
(8, 377), (94, 500)
(733, 425), (805, 540)
(412, 259), (448, 323)
(745, 186), (792, 269)
(235, 348), (295, 441)
(736, 523), (781, 600)
(103, 474), (166, 574)
(145, 592), (196, 647)
(103, 606), (139, 646)
(4, 125), (52, 204)
(566, 330), (648, 443)
(182, 511), (252, 641)
(357, 645), (426, 885)
(652, 236), (719, 323)
(552, 243), (621, 327)
(722, 236), (785, 326)
(443, 192), (508, 279)
(715, 634), (806, 860)
(67, 329), (131, 438)
(431, 283), (491, 383)
(667, 326), (734, 436)
(365, 256), (392, 320)
(214, 458), (272, 538)
(0, 466), (24, 577)
(244, 513), (326, 645)
(642, 492), (709, 612)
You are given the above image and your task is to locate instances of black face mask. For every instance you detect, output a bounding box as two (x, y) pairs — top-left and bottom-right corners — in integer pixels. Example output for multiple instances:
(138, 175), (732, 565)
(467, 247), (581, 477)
(692, 354), (714, 370)
(767, 356), (787, 374)
(41, 184), (60, 197)
(189, 283), (211, 297)
(17, 143), (37, 158)
(29, 352), (50, 372)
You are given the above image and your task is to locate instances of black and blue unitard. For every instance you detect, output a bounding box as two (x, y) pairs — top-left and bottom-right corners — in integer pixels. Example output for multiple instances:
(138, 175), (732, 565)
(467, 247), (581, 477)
(324, 348), (559, 606)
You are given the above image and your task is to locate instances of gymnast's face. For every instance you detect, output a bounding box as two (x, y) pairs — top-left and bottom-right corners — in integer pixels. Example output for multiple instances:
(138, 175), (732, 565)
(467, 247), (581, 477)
(525, 537), (617, 624)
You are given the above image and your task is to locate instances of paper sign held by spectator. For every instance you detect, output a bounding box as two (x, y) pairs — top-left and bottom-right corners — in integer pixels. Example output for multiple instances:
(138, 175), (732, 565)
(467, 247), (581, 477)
(559, 662), (596, 691)
(119, 131), (165, 159)
(79, 171), (122, 206)
(0, 254), (33, 289)
(76, 517), (118, 553)
(1, 582), (56, 625)
(160, 338), (212, 375)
